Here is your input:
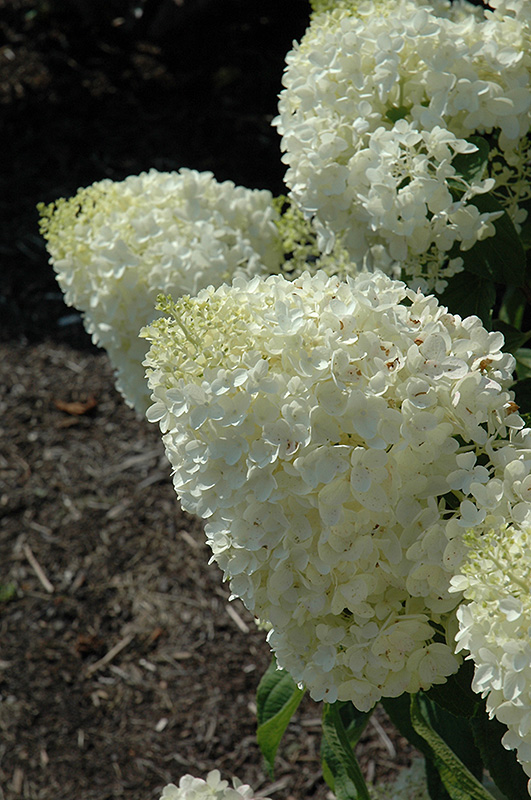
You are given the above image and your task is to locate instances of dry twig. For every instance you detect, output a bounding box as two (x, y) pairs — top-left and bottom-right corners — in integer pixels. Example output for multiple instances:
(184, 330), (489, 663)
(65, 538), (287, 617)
(85, 633), (135, 676)
(23, 543), (54, 593)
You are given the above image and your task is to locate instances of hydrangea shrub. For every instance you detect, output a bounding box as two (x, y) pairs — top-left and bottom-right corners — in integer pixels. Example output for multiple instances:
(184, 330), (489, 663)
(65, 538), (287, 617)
(38, 0), (531, 796)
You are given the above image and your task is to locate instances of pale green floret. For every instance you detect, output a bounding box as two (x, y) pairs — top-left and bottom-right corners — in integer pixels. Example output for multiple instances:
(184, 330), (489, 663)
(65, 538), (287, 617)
(309, 0), (449, 22)
(458, 525), (531, 597)
(144, 289), (258, 387)
(274, 196), (357, 279)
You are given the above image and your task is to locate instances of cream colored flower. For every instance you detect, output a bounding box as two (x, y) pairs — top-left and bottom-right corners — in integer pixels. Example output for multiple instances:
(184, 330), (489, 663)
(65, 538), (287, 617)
(275, 0), (531, 290)
(143, 270), (529, 709)
(160, 771), (267, 800)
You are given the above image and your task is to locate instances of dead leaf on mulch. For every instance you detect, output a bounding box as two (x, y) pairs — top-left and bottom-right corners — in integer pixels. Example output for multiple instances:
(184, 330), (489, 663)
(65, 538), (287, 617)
(75, 634), (105, 657)
(53, 395), (98, 415)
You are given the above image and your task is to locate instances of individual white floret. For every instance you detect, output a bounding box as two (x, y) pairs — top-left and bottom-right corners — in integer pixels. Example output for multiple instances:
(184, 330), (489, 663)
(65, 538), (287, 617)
(38, 169), (282, 413)
(143, 270), (530, 710)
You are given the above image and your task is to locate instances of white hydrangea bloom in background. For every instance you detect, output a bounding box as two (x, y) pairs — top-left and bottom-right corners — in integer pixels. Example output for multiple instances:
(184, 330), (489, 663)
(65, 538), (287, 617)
(38, 169), (282, 413)
(143, 270), (530, 710)
(274, 0), (531, 291)
(451, 523), (531, 793)
(160, 770), (268, 800)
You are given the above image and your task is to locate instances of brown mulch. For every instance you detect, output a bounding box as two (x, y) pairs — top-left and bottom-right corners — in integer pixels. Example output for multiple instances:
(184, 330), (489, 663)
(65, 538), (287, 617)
(0, 341), (418, 800)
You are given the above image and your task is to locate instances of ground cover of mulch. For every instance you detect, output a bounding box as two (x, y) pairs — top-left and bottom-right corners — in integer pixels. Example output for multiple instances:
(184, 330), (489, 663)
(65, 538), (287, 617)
(0, 341), (418, 800)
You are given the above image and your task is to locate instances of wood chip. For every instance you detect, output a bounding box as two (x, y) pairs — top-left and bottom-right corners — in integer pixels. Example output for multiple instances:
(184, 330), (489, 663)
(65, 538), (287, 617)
(12, 767), (24, 793)
(23, 543), (54, 593)
(225, 603), (249, 633)
(180, 529), (200, 549)
(256, 777), (290, 796)
(138, 658), (157, 672)
(204, 714), (217, 741)
(369, 714), (396, 758)
(107, 448), (161, 475)
(138, 471), (168, 489)
(105, 499), (132, 519)
(70, 569), (87, 593)
(85, 633), (134, 676)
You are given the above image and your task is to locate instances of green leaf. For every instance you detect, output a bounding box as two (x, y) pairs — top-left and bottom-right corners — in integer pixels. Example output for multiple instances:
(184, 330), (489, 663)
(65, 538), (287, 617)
(411, 694), (492, 800)
(457, 194), (526, 287)
(321, 702), (372, 800)
(451, 136), (490, 185)
(514, 348), (531, 380)
(425, 758), (452, 800)
(498, 285), (527, 331)
(424, 660), (483, 719)
(321, 702), (374, 793)
(415, 691), (483, 782)
(383, 694), (434, 758)
(439, 272), (496, 328)
(384, 691), (487, 800)
(492, 320), (531, 354)
(383, 695), (450, 800)
(256, 658), (305, 776)
(0, 583), (16, 602)
(470, 712), (529, 800)
(385, 105), (411, 123)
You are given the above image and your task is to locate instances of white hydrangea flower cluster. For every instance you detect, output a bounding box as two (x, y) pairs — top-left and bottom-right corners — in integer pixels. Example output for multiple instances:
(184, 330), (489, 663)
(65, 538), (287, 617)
(451, 523), (531, 793)
(159, 770), (268, 800)
(38, 168), (282, 413)
(274, 0), (531, 291)
(143, 270), (530, 710)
